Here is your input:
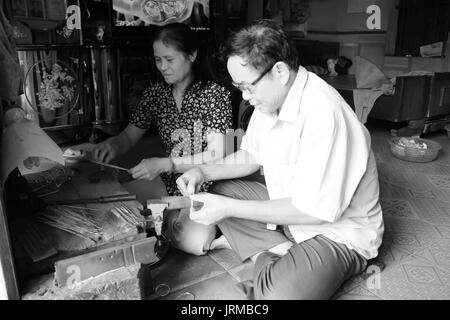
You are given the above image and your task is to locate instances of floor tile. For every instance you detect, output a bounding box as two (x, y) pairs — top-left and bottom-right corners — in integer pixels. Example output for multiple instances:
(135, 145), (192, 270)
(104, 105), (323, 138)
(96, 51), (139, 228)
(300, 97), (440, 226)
(366, 259), (450, 299)
(147, 248), (227, 296)
(334, 285), (382, 300)
(151, 273), (248, 300)
(208, 248), (243, 271)
(228, 260), (255, 283)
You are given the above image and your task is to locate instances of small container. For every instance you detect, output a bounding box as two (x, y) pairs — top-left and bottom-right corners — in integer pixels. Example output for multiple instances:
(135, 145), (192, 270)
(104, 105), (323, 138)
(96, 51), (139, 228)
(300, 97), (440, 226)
(389, 137), (442, 163)
(63, 148), (86, 166)
(444, 124), (450, 140)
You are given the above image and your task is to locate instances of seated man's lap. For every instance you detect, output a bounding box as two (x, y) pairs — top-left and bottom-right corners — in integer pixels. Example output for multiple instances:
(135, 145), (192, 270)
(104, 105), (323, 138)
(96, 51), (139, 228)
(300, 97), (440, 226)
(252, 235), (367, 300)
(162, 179), (267, 256)
(211, 180), (290, 261)
(211, 180), (367, 300)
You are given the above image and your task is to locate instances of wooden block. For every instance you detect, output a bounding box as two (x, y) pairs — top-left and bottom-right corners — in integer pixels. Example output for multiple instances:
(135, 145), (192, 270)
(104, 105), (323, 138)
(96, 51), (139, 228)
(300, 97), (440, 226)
(22, 264), (143, 300)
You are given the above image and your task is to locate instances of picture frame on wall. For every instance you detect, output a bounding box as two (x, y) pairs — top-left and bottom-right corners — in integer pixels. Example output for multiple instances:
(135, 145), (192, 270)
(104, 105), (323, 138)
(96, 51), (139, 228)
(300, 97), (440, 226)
(12, 0), (28, 18)
(27, 0), (46, 19)
(45, 0), (67, 20)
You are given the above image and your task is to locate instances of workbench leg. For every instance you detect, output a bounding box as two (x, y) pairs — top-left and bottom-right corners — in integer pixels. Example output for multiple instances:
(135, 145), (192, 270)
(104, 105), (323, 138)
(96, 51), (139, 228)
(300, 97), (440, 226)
(391, 119), (425, 137)
(138, 264), (155, 299)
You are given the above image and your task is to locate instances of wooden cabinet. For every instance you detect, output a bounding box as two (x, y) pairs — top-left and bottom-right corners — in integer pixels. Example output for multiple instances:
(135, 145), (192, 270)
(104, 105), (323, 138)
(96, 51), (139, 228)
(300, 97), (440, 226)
(289, 38), (340, 67)
(370, 73), (450, 125)
(426, 73), (450, 118)
(395, 0), (450, 56)
(370, 76), (431, 122)
(326, 73), (450, 133)
(16, 43), (158, 143)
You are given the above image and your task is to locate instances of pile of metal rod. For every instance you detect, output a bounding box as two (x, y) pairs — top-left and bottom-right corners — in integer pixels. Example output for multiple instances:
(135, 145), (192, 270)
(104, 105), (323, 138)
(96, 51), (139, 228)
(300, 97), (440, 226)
(35, 205), (103, 242)
(110, 204), (146, 229)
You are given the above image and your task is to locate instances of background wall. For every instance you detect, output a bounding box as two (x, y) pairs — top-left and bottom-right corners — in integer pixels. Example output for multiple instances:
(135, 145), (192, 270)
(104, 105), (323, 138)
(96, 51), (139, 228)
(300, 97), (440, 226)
(308, 0), (393, 32)
(305, 0), (394, 73)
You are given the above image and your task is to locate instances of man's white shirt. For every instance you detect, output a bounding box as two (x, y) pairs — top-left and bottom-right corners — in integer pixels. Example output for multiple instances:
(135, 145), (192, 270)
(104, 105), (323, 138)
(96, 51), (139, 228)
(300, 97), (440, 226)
(240, 66), (384, 259)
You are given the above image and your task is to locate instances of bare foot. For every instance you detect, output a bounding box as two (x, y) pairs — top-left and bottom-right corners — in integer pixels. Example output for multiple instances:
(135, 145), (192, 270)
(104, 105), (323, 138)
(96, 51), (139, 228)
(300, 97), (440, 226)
(210, 235), (232, 250)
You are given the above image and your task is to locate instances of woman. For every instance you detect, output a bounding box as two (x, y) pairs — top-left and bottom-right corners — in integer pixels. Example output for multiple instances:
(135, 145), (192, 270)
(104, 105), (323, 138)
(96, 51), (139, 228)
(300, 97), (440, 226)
(92, 23), (232, 255)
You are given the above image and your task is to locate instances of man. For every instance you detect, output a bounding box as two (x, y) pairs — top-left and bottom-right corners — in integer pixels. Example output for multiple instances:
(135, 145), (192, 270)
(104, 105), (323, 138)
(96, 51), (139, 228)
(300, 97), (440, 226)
(176, 20), (384, 300)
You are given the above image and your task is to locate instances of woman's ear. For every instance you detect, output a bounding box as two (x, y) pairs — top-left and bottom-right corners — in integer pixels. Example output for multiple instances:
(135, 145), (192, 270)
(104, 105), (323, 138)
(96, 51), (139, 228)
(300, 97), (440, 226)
(189, 50), (198, 63)
(273, 62), (290, 85)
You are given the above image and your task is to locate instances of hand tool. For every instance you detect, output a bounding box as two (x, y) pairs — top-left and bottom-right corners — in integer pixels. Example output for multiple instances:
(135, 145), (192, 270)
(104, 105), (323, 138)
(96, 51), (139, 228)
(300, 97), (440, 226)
(85, 159), (130, 172)
(158, 196), (203, 210)
(45, 193), (137, 206)
(146, 202), (168, 237)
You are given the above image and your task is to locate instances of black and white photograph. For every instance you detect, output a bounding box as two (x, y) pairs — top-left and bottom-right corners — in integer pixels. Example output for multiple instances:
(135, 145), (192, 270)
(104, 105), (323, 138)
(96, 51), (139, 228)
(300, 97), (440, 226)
(12, 0), (27, 17)
(1, 0), (450, 308)
(112, 0), (210, 30)
(27, 0), (45, 18)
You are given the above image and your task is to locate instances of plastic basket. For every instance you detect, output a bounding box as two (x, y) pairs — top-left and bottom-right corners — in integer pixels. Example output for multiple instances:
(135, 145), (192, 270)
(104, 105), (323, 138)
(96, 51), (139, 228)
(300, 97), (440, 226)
(389, 137), (442, 163)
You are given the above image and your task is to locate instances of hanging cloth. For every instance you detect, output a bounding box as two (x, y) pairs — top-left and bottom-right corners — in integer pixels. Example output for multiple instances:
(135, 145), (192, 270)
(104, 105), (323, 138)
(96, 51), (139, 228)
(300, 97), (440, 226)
(0, 3), (22, 101)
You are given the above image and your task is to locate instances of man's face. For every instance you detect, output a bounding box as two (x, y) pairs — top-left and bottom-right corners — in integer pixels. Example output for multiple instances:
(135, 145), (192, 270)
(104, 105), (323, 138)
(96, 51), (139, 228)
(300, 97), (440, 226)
(227, 55), (286, 114)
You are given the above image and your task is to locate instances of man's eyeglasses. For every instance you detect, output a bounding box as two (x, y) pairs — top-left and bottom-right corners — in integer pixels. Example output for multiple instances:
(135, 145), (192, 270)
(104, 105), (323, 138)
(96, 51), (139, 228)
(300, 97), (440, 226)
(232, 63), (275, 93)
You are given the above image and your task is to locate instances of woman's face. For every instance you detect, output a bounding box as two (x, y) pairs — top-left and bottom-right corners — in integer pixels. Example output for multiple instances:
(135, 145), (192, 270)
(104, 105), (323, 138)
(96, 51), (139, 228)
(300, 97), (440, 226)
(153, 40), (195, 85)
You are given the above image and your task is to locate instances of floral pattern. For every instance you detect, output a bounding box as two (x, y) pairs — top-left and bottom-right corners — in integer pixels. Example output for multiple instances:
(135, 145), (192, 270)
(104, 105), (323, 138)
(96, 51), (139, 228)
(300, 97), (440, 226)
(130, 80), (232, 196)
(37, 64), (76, 111)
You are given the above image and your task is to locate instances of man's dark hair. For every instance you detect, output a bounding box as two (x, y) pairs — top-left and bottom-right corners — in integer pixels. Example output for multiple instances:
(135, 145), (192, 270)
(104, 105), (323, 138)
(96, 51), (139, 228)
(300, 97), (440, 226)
(222, 19), (300, 73)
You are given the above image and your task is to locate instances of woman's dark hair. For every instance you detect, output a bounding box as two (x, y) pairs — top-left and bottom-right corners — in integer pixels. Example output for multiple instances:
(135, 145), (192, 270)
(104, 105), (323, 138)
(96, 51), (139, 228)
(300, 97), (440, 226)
(222, 19), (300, 74)
(153, 23), (214, 83)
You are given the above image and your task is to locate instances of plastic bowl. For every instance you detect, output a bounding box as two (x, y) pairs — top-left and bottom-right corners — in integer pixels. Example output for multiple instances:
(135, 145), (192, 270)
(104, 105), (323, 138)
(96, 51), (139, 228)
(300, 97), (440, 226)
(389, 137), (442, 163)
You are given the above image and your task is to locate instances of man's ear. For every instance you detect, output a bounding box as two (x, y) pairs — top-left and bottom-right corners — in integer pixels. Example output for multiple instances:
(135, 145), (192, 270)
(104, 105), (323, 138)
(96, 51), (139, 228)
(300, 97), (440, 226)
(273, 62), (291, 85)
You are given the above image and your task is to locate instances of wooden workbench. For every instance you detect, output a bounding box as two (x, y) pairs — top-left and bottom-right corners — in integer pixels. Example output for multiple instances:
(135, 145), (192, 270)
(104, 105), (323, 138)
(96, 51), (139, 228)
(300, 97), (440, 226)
(11, 159), (149, 299)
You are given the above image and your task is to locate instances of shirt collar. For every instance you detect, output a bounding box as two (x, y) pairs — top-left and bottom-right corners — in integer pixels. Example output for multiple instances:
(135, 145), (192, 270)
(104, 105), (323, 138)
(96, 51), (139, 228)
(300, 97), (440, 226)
(165, 79), (203, 94)
(277, 66), (309, 124)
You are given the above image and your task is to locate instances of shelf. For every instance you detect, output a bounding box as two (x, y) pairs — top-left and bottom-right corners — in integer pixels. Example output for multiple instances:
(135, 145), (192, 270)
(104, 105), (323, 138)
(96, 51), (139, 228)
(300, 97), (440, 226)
(17, 18), (63, 31)
(16, 44), (84, 51)
(16, 43), (153, 51)
(42, 123), (92, 132)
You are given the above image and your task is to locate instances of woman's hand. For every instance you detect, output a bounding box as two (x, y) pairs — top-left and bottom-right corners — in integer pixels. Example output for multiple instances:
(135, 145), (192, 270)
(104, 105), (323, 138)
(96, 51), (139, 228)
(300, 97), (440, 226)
(91, 139), (119, 164)
(189, 193), (234, 225)
(176, 167), (205, 196)
(129, 157), (173, 181)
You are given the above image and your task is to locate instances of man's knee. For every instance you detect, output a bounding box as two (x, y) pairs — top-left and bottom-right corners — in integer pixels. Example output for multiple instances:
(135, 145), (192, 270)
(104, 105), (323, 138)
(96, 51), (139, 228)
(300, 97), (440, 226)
(251, 252), (332, 300)
(211, 180), (269, 201)
(168, 211), (217, 256)
(252, 264), (313, 300)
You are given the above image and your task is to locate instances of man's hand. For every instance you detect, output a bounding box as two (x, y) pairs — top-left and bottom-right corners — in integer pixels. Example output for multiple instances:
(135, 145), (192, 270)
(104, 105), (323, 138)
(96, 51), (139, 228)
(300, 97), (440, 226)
(91, 139), (118, 163)
(176, 167), (205, 196)
(189, 193), (234, 225)
(129, 157), (173, 181)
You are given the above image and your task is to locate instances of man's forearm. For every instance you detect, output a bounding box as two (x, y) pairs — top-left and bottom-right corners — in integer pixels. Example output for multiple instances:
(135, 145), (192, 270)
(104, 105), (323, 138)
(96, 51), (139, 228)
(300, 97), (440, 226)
(172, 149), (260, 181)
(228, 197), (325, 226)
(201, 149), (260, 182)
(201, 163), (261, 182)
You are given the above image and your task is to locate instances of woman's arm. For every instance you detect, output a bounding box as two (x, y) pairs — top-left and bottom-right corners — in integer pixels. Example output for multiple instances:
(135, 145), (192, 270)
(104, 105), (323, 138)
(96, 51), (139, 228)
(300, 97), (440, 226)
(92, 124), (147, 163)
(171, 131), (227, 172)
(170, 84), (234, 173)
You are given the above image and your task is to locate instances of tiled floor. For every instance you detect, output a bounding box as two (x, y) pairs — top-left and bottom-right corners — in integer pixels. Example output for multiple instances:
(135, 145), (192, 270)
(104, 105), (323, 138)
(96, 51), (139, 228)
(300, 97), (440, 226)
(125, 120), (450, 300)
